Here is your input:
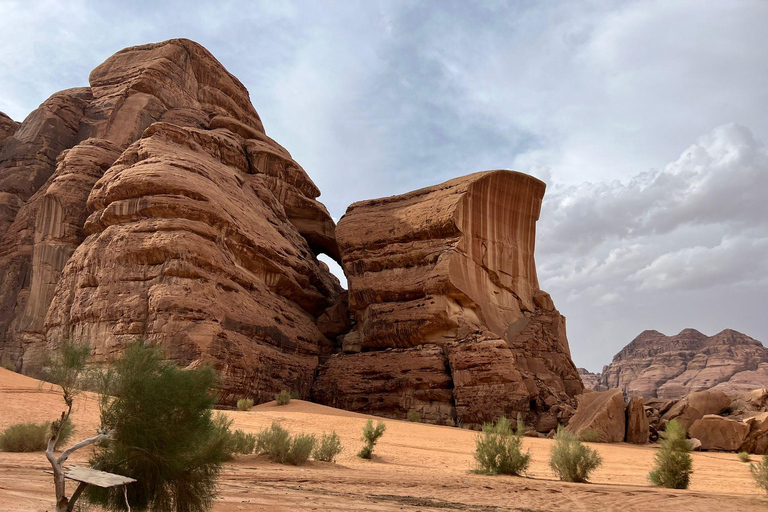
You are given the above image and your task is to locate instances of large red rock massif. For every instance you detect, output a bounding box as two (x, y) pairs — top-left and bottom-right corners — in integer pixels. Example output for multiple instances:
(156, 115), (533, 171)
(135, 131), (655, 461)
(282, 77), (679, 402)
(587, 328), (768, 399)
(0, 39), (583, 423)
(313, 172), (583, 427)
(0, 39), (341, 402)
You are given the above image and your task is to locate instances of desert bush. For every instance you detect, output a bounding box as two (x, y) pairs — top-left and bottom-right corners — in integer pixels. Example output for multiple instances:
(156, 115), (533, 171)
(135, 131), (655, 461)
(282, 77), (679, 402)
(0, 422), (48, 452)
(751, 454), (768, 494)
(213, 416), (256, 458)
(579, 429), (599, 443)
(474, 416), (530, 476)
(275, 390), (291, 405)
(648, 419), (692, 489)
(407, 409), (422, 422)
(85, 342), (229, 512)
(255, 422), (316, 465)
(237, 398), (254, 411)
(0, 418), (74, 452)
(313, 431), (343, 462)
(256, 422), (291, 461)
(288, 433), (317, 465)
(358, 419), (386, 459)
(739, 451), (751, 463)
(549, 426), (602, 483)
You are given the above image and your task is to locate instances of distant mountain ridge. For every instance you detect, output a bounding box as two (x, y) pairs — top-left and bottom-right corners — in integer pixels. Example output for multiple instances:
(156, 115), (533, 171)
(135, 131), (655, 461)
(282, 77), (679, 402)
(582, 328), (768, 399)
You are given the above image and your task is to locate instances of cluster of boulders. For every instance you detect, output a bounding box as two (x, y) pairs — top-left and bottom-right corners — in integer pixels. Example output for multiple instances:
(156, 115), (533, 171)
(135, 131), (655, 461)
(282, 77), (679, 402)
(565, 387), (768, 454)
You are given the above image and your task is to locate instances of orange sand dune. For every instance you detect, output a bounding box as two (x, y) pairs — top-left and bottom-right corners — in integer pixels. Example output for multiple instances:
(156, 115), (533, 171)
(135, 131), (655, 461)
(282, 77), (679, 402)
(0, 368), (765, 511)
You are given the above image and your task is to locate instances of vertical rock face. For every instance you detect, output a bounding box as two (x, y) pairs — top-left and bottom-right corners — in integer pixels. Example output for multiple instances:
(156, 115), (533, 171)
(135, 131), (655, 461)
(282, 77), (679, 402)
(0, 39), (342, 402)
(314, 171), (583, 427)
(598, 328), (768, 399)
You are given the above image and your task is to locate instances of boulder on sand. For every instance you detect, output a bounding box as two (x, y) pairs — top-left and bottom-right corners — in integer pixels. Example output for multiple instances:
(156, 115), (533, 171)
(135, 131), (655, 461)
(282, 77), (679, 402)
(567, 388), (626, 443)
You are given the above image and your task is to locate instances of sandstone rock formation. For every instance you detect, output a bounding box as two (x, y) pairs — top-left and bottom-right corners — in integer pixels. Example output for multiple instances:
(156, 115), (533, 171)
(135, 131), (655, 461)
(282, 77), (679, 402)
(740, 413), (768, 454)
(578, 368), (601, 390)
(660, 389), (732, 431)
(625, 396), (649, 444)
(596, 328), (768, 399)
(314, 171), (583, 427)
(566, 388), (626, 443)
(0, 39), (342, 402)
(0, 39), (585, 422)
(689, 415), (749, 452)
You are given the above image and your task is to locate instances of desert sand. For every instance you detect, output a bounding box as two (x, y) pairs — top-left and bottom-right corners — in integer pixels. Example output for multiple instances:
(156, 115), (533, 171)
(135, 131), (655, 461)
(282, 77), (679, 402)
(0, 368), (765, 511)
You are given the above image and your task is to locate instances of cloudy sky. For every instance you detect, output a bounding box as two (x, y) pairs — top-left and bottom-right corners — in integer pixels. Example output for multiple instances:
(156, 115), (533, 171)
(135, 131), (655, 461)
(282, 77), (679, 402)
(1, 0), (766, 371)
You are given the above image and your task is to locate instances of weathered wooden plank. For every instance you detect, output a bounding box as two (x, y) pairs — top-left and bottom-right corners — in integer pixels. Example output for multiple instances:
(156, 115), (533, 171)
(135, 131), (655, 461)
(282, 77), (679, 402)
(62, 466), (136, 488)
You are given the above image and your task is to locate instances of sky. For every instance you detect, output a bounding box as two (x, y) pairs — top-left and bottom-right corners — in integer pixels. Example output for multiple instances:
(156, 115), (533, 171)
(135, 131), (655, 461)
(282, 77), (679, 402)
(1, 0), (766, 372)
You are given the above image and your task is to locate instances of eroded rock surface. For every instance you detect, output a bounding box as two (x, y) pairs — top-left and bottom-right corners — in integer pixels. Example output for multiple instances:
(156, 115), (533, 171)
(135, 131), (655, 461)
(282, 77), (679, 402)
(315, 172), (583, 427)
(0, 39), (341, 402)
(597, 328), (768, 399)
(660, 389), (732, 431)
(625, 396), (649, 444)
(566, 388), (626, 443)
(689, 415), (749, 452)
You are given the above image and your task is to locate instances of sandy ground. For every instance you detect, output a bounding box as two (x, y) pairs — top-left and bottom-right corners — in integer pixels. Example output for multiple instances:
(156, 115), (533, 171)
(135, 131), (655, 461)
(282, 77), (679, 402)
(1, 367), (766, 511)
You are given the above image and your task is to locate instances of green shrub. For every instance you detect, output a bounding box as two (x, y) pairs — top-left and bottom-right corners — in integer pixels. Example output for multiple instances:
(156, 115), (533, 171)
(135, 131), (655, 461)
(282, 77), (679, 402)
(210, 414), (256, 459)
(739, 451), (751, 463)
(85, 342), (229, 512)
(407, 409), (422, 422)
(237, 398), (254, 411)
(358, 419), (386, 459)
(256, 422), (291, 461)
(313, 431), (343, 462)
(648, 419), (692, 489)
(579, 429), (600, 443)
(474, 416), (530, 476)
(255, 422), (316, 465)
(275, 390), (291, 405)
(751, 454), (768, 494)
(0, 422), (48, 452)
(288, 433), (317, 465)
(0, 418), (74, 452)
(549, 426), (602, 483)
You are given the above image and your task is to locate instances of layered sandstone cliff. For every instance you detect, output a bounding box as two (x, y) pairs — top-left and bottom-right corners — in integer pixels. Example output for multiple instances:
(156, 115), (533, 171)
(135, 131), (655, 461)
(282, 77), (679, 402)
(0, 39), (341, 402)
(313, 172), (583, 428)
(596, 328), (768, 399)
(0, 39), (584, 421)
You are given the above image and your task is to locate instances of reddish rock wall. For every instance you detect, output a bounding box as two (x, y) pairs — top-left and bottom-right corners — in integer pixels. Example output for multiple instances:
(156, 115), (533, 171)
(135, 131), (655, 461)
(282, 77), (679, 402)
(314, 171), (583, 427)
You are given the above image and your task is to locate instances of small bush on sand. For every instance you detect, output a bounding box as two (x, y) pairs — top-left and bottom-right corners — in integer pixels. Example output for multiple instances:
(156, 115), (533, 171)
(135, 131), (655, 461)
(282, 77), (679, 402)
(579, 430), (599, 443)
(407, 409), (422, 422)
(0, 418), (74, 452)
(313, 431), (343, 462)
(649, 419), (692, 489)
(256, 422), (316, 465)
(550, 426), (602, 483)
(289, 433), (317, 465)
(751, 454), (768, 494)
(275, 390), (291, 405)
(739, 451), (751, 463)
(237, 398), (254, 411)
(0, 422), (48, 452)
(358, 419), (386, 459)
(474, 416), (530, 476)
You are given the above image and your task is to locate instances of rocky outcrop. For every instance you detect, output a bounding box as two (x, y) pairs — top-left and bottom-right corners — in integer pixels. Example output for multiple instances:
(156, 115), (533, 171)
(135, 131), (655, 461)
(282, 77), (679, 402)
(597, 328), (768, 399)
(578, 368), (601, 390)
(660, 389), (731, 431)
(740, 413), (768, 454)
(0, 39), (585, 421)
(566, 389), (627, 443)
(314, 171), (583, 427)
(0, 112), (19, 151)
(625, 396), (649, 444)
(0, 39), (342, 402)
(688, 415), (749, 452)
